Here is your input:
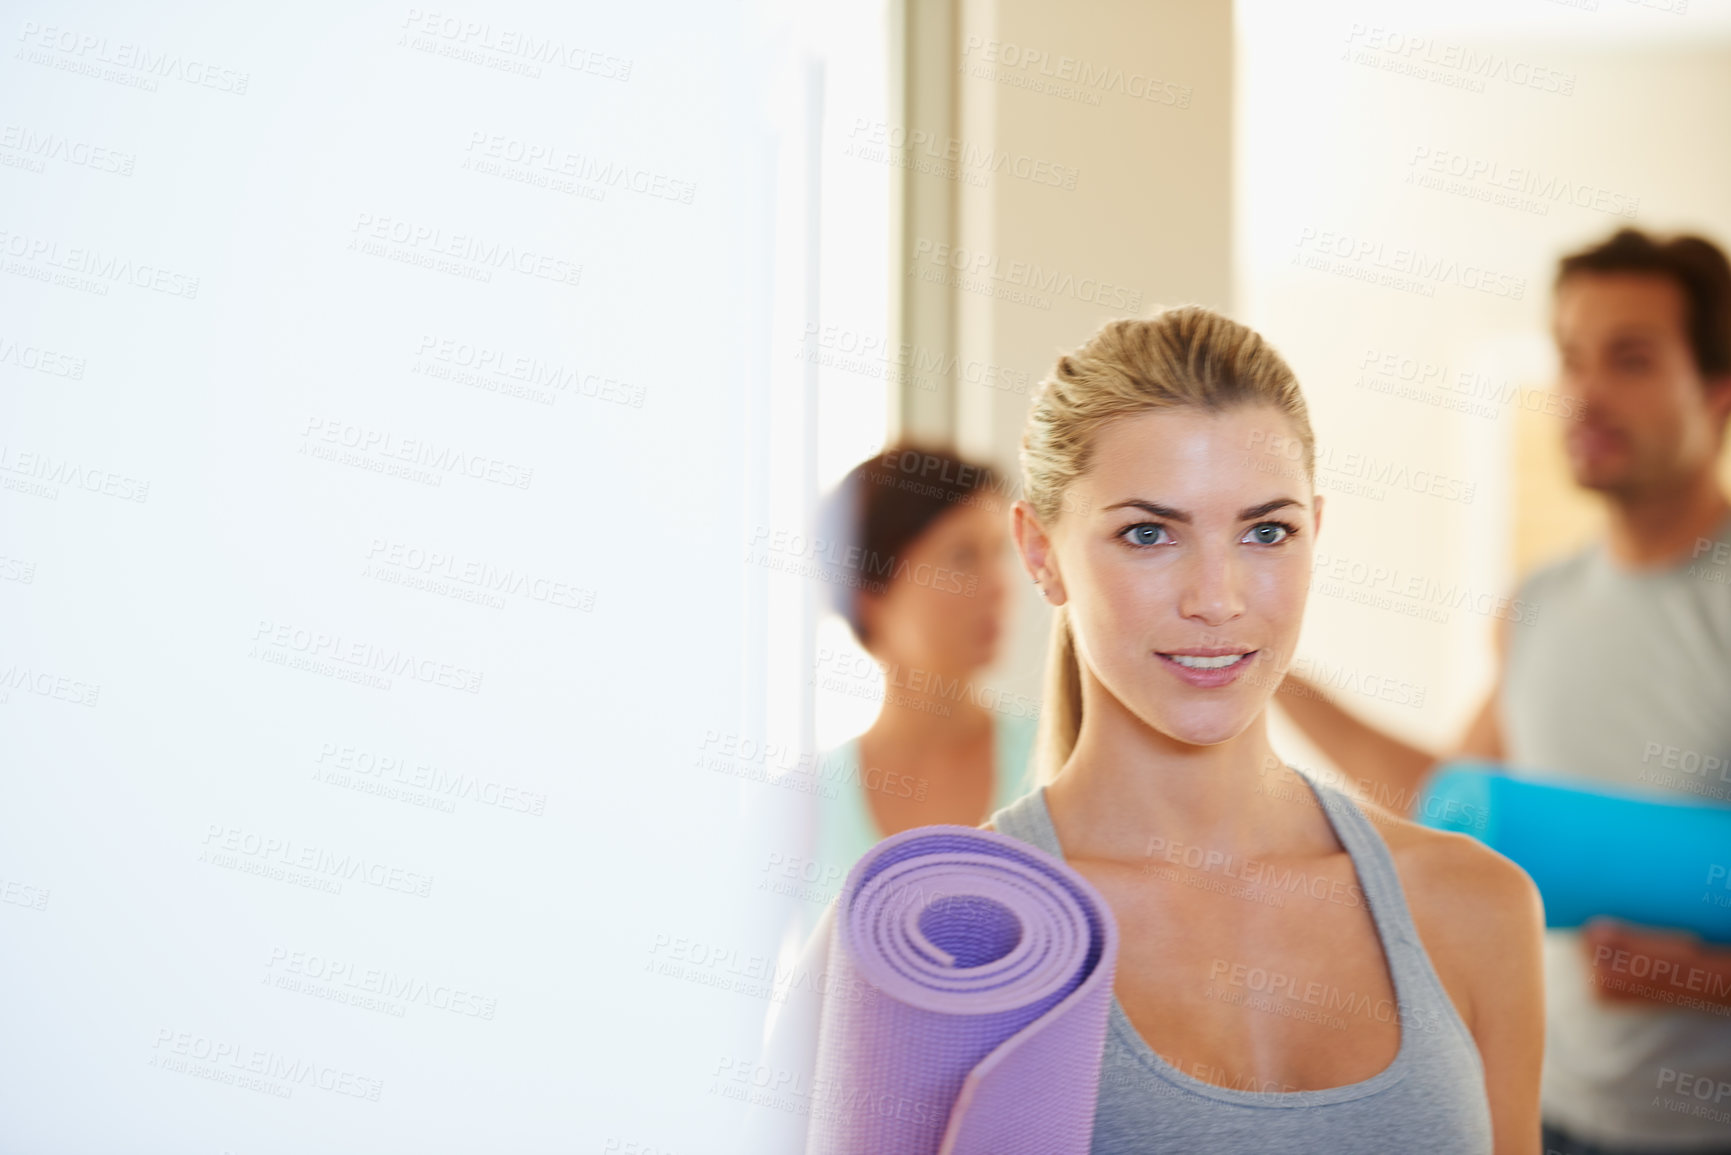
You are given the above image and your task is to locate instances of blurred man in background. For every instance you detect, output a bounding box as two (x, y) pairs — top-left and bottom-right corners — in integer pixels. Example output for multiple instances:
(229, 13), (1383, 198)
(1279, 228), (1731, 1154)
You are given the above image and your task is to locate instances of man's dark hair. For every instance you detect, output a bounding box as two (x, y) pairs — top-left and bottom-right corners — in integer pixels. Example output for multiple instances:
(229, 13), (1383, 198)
(1555, 227), (1731, 377)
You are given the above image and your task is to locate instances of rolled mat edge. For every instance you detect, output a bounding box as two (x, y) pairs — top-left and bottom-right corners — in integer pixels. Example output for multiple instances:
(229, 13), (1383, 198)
(807, 822), (1120, 1155)
(1416, 760), (1731, 942)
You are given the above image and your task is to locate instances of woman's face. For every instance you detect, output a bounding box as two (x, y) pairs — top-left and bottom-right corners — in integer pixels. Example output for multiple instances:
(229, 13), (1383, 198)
(861, 497), (1011, 675)
(1020, 404), (1321, 747)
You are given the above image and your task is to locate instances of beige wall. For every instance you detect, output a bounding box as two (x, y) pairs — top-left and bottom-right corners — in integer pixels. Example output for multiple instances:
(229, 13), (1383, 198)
(935, 0), (1236, 706)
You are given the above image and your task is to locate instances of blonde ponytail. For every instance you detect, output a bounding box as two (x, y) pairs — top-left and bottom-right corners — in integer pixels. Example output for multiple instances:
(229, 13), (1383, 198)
(1032, 604), (1084, 786)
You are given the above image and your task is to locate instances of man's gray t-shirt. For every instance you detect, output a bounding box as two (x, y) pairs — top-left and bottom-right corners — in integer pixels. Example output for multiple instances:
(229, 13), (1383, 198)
(1501, 508), (1731, 1147)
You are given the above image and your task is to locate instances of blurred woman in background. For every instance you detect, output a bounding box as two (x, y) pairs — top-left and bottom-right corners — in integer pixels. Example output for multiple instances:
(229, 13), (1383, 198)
(810, 444), (1039, 880)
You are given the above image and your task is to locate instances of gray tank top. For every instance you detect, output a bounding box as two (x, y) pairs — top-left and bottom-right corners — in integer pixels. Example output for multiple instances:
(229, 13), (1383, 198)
(1501, 510), (1731, 1147)
(987, 765), (1491, 1154)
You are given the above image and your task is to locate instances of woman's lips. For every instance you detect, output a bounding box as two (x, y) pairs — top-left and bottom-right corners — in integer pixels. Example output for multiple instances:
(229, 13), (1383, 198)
(1155, 650), (1258, 688)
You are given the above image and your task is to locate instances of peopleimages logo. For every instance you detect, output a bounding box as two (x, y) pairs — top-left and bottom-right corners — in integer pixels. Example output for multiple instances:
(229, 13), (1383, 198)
(265, 946), (498, 1019)
(398, 9), (633, 80)
(957, 36), (1193, 108)
(301, 418), (534, 490)
(1342, 24), (1575, 96)
(250, 618), (485, 694)
(150, 1028), (383, 1100)
(910, 239), (1141, 310)
(348, 212), (582, 287)
(201, 824), (436, 897)
(845, 118), (1080, 190)
(15, 21), (251, 94)
(0, 227), (199, 298)
(1406, 146), (1639, 219)
(0, 124), (136, 175)
(1294, 228), (1526, 300)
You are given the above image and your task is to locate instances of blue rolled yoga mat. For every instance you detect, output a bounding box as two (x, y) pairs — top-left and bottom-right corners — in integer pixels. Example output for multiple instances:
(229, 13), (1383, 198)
(1414, 760), (1731, 943)
(807, 824), (1119, 1155)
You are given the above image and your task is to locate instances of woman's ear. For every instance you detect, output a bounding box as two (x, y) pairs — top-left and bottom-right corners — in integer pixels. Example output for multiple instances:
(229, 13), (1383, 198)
(1311, 491), (1324, 540)
(1011, 500), (1066, 605)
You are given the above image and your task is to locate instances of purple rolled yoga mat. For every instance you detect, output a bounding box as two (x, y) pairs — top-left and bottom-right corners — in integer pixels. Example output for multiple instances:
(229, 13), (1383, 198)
(806, 823), (1120, 1155)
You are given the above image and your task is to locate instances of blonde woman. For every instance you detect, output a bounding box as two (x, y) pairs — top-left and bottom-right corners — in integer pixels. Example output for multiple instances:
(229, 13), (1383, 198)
(749, 306), (1544, 1154)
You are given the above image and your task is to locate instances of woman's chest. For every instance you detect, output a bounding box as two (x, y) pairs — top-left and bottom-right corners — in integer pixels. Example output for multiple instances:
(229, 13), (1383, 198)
(1074, 853), (1407, 1094)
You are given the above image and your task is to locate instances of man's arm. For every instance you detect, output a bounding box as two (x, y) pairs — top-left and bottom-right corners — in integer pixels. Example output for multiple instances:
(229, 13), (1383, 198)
(1583, 918), (1731, 1011)
(1454, 612), (1507, 762)
(1276, 611), (1510, 813)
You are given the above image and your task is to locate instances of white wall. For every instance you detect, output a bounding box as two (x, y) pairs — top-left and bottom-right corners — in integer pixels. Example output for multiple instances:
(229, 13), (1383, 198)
(0, 2), (863, 1151)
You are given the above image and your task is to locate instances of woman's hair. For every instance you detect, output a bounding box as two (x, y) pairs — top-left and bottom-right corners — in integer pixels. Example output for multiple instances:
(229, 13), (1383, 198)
(816, 443), (1003, 650)
(1019, 305), (1315, 785)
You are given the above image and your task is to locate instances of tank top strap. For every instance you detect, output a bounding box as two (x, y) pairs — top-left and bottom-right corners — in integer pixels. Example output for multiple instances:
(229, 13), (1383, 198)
(986, 784), (1062, 858)
(1293, 764), (1487, 1068)
(1289, 764), (1425, 958)
(992, 770), (1426, 962)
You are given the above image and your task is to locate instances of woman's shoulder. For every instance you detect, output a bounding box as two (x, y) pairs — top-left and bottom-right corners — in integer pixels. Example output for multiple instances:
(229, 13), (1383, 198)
(1368, 797), (1540, 925)
(1361, 793), (1546, 1033)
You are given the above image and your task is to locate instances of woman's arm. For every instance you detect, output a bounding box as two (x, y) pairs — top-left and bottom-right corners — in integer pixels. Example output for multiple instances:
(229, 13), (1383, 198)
(1418, 834), (1547, 1155)
(1473, 856), (1546, 1154)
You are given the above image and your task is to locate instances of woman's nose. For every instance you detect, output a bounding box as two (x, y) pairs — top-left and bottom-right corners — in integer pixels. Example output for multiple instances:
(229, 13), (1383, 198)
(1176, 547), (1246, 626)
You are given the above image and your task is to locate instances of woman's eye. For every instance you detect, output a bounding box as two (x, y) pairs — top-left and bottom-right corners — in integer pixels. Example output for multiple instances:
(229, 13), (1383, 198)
(1246, 522), (1290, 545)
(1122, 523), (1167, 547)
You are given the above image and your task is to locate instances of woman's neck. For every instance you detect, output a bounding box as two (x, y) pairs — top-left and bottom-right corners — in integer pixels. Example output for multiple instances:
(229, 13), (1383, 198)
(1046, 697), (1314, 864)
(863, 653), (995, 745)
(869, 698), (993, 747)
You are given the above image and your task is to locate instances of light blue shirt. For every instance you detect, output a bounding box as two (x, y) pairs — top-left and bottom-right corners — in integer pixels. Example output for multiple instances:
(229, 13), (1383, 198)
(812, 709), (1038, 893)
